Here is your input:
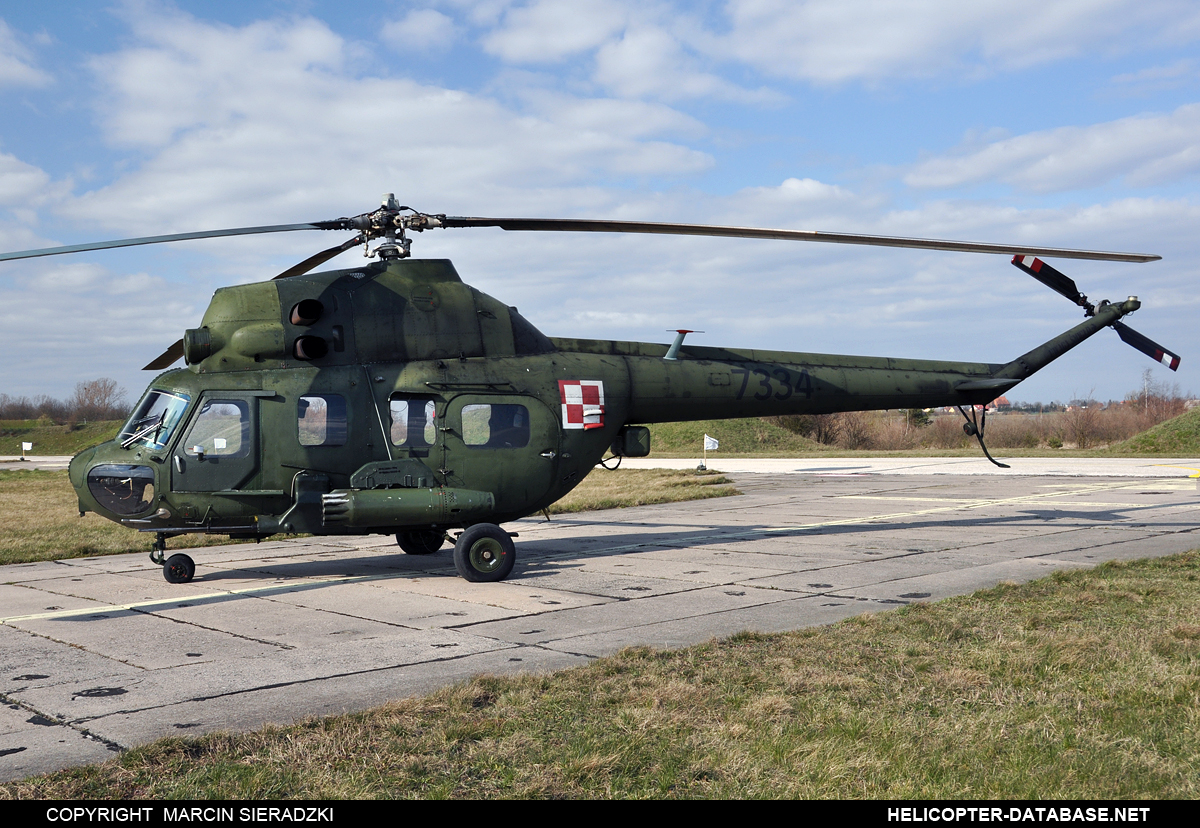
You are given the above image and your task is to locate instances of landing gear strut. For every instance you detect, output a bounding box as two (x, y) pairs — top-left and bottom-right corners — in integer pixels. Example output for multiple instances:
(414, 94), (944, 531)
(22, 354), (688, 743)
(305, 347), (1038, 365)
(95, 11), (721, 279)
(957, 405), (1010, 469)
(150, 532), (195, 584)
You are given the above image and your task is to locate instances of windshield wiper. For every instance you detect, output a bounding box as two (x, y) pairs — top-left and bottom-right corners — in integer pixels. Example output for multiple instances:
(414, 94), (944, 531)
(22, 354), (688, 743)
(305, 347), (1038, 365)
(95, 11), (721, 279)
(121, 412), (165, 449)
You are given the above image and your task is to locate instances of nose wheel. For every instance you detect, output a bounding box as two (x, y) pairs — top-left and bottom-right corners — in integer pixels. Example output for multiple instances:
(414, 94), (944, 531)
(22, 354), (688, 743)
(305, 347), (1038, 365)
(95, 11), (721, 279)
(150, 533), (196, 583)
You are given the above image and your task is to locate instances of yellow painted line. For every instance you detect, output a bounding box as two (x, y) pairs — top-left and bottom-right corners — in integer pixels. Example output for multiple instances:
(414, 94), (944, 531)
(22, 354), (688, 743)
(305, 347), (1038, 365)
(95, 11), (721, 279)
(1152, 464), (1200, 478)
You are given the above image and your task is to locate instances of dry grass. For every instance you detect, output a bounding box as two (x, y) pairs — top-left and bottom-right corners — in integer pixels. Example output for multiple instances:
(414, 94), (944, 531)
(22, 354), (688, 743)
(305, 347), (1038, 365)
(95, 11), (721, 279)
(0, 470), (247, 565)
(548, 467), (738, 514)
(652, 405), (1199, 457)
(5, 551), (1198, 799)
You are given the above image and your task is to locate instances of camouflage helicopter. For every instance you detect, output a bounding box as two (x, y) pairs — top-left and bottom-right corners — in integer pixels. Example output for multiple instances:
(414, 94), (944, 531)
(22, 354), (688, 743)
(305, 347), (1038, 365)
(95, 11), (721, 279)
(0, 195), (1179, 585)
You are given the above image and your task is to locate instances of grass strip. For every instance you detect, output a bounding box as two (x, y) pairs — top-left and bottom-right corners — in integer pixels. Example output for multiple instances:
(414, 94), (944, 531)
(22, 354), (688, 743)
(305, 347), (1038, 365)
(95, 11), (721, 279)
(547, 467), (737, 514)
(0, 468), (738, 566)
(5, 551), (1198, 799)
(0, 420), (122, 456)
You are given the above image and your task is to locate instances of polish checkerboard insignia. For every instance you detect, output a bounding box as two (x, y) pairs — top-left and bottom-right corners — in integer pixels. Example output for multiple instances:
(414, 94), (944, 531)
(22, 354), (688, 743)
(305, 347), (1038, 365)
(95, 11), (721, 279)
(559, 380), (605, 430)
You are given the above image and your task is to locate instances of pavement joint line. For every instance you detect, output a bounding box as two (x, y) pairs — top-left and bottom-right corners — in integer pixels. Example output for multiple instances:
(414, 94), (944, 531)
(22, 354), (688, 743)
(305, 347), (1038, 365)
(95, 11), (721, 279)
(65, 645), (530, 723)
(0, 692), (126, 753)
(124, 605), (297, 651)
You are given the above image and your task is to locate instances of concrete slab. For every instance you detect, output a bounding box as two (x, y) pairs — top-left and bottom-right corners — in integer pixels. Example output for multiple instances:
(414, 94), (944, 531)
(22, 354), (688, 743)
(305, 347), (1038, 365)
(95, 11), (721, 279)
(2, 463), (1198, 783)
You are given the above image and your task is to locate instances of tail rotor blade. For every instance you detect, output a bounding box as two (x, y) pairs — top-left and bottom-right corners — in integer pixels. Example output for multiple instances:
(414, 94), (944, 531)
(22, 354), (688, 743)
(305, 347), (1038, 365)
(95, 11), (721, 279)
(1011, 255), (1092, 310)
(272, 235), (362, 280)
(1112, 321), (1181, 371)
(143, 338), (185, 371)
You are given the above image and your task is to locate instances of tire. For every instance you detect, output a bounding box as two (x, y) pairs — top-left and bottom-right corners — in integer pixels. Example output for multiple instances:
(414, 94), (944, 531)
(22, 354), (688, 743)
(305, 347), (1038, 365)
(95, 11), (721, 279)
(453, 524), (515, 583)
(396, 530), (446, 555)
(163, 553), (195, 584)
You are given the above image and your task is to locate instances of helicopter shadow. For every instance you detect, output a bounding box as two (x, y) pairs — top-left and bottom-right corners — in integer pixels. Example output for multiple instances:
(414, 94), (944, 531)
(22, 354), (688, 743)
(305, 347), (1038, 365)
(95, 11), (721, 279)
(501, 497), (1194, 581)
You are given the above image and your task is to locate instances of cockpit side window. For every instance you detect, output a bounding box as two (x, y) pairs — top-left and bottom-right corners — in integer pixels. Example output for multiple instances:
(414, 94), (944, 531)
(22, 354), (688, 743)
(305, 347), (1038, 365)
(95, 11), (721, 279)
(183, 400), (250, 458)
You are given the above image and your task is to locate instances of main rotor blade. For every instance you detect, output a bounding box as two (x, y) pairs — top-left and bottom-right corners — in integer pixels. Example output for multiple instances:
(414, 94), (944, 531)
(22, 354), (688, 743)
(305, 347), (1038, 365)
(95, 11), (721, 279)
(272, 234), (363, 280)
(439, 217), (1160, 263)
(143, 338), (185, 371)
(1112, 321), (1181, 371)
(0, 223), (348, 263)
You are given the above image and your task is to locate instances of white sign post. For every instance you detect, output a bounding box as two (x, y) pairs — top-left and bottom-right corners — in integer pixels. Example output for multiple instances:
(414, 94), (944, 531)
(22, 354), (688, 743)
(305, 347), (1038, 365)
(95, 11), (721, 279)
(700, 433), (718, 470)
(21, 441), (33, 460)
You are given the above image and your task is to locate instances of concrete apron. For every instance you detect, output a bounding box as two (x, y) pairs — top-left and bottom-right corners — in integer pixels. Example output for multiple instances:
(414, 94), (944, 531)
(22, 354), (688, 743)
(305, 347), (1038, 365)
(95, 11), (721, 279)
(2, 463), (1198, 781)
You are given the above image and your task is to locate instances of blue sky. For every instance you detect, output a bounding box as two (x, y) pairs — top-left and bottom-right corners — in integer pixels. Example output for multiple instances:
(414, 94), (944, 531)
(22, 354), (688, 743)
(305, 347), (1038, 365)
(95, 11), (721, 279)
(1, 0), (1198, 405)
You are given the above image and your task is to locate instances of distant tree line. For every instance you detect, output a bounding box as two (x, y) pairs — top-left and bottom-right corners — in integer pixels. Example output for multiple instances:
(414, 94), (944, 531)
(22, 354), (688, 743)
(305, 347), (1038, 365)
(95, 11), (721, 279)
(0, 379), (130, 423)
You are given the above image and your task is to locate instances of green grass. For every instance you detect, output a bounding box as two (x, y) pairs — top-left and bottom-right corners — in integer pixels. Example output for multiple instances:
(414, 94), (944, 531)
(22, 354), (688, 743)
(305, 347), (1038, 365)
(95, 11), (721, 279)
(5, 551), (1198, 798)
(0, 420), (123, 457)
(647, 418), (826, 456)
(1108, 406), (1200, 455)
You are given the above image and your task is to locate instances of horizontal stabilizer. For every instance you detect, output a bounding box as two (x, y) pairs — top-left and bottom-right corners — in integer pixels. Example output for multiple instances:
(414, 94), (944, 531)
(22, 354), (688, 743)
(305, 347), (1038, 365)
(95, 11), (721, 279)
(1112, 321), (1180, 371)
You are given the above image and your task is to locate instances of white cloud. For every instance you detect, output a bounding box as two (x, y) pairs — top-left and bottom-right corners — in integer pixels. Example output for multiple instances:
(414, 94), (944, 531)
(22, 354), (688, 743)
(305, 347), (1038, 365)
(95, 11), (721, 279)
(380, 9), (458, 53)
(66, 10), (712, 233)
(740, 177), (852, 204)
(0, 151), (53, 207)
(482, 0), (626, 62)
(593, 25), (782, 103)
(88, 11), (344, 148)
(0, 19), (52, 87)
(905, 104), (1200, 192)
(718, 0), (1200, 83)
(471, 1), (1200, 101)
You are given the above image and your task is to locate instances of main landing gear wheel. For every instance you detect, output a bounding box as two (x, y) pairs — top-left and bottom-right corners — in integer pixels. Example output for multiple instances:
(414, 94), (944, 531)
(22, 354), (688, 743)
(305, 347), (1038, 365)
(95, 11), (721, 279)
(163, 553), (195, 584)
(453, 524), (515, 583)
(396, 530), (446, 555)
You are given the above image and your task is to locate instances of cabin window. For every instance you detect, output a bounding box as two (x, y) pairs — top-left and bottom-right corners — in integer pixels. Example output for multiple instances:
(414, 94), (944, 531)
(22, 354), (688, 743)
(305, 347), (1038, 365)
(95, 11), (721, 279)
(183, 400), (250, 458)
(390, 396), (437, 447)
(298, 394), (347, 446)
(462, 404), (530, 448)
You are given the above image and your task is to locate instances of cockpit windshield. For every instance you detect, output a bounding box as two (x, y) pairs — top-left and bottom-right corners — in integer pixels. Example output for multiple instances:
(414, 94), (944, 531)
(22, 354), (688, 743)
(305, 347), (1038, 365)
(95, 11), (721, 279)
(118, 390), (191, 451)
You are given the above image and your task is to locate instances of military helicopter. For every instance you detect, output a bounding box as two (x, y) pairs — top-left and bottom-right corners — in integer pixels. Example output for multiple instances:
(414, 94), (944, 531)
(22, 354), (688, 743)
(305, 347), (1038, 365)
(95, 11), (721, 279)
(0, 195), (1179, 585)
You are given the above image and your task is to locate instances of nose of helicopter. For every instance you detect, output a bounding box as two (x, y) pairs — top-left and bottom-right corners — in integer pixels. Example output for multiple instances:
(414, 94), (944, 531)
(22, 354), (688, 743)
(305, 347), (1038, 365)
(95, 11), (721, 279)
(69, 443), (160, 519)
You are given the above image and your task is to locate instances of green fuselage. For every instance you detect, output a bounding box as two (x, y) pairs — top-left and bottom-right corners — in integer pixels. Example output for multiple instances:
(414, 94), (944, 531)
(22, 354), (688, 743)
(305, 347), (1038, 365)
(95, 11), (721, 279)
(68, 258), (1136, 539)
